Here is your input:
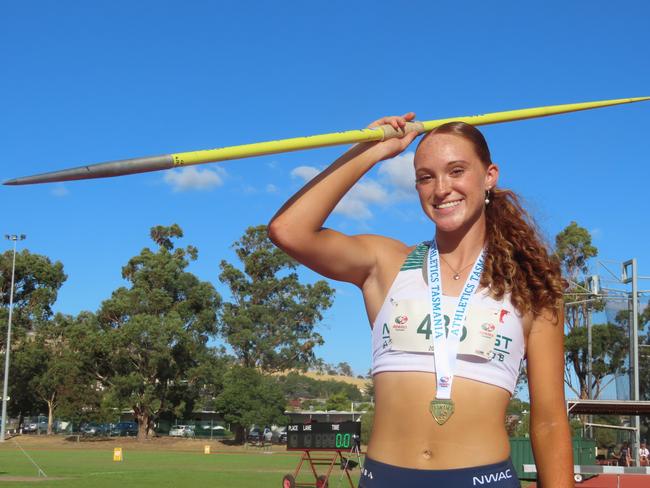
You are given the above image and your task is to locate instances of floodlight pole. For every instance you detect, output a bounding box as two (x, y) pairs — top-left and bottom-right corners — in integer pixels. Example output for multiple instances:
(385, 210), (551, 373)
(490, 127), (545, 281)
(586, 306), (593, 439)
(585, 274), (601, 440)
(587, 309), (593, 399)
(631, 260), (640, 467)
(622, 259), (640, 466)
(1, 234), (25, 442)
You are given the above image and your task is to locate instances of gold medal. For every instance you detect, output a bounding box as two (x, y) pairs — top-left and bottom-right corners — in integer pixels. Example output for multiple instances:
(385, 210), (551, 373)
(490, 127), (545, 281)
(430, 399), (455, 425)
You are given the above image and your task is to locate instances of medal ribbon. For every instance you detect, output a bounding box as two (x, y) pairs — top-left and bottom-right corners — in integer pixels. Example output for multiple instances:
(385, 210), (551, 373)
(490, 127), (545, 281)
(428, 240), (485, 400)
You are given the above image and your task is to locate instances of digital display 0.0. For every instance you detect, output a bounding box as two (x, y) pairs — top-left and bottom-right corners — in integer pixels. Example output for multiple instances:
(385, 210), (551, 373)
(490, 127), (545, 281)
(286, 421), (361, 451)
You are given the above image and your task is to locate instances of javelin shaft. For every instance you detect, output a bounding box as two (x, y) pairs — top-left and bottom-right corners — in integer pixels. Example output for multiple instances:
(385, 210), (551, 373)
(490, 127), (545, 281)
(5, 96), (649, 185)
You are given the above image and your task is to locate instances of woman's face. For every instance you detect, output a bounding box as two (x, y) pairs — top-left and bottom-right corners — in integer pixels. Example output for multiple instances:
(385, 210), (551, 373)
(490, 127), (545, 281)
(413, 133), (498, 234)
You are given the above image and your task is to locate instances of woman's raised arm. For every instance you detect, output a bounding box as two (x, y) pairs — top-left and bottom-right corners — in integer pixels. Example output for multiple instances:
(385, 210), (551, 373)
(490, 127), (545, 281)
(268, 113), (419, 288)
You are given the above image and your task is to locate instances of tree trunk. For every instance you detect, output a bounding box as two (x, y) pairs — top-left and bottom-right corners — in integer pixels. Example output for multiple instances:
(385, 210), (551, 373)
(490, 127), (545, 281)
(571, 352), (588, 400)
(234, 424), (246, 444)
(137, 414), (150, 441)
(134, 407), (150, 441)
(46, 396), (55, 435)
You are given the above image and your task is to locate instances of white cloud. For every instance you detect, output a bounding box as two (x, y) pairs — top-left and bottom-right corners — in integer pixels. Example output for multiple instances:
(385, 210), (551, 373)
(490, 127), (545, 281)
(266, 184), (278, 193)
(290, 165), (391, 220)
(164, 166), (225, 192)
(335, 179), (388, 219)
(378, 151), (416, 199)
(51, 184), (69, 197)
(291, 166), (320, 181)
(590, 228), (603, 239)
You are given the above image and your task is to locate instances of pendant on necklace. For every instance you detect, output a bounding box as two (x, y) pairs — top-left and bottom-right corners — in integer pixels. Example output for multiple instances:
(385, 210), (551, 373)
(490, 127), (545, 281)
(430, 399), (455, 425)
(453, 274), (460, 280)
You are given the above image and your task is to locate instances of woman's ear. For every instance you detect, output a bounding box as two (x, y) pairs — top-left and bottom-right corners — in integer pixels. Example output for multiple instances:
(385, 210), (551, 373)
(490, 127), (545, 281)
(485, 162), (499, 189)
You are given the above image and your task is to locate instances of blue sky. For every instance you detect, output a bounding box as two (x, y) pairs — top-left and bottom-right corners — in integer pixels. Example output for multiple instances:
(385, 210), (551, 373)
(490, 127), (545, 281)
(2, 1), (650, 397)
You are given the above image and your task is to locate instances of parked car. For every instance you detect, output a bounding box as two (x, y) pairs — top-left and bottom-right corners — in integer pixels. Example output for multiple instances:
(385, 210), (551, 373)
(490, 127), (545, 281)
(197, 424), (228, 436)
(53, 420), (72, 434)
(248, 426), (272, 443)
(169, 425), (195, 437)
(111, 421), (138, 437)
(212, 425), (228, 437)
(23, 420), (48, 433)
(81, 423), (111, 436)
(247, 427), (262, 442)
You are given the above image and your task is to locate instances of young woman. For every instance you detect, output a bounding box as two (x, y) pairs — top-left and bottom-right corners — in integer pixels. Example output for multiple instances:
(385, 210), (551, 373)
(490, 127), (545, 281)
(639, 441), (649, 466)
(269, 113), (574, 487)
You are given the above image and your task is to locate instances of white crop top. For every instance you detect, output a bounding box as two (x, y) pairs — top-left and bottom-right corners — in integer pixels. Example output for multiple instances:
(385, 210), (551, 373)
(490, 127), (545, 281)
(372, 242), (525, 395)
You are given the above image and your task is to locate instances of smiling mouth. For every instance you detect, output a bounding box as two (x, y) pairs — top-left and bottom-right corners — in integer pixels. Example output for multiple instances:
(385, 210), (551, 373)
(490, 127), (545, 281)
(434, 199), (463, 209)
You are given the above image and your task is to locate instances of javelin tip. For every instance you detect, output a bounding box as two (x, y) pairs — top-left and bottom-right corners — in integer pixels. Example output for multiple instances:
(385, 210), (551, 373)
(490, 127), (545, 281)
(3, 155), (175, 186)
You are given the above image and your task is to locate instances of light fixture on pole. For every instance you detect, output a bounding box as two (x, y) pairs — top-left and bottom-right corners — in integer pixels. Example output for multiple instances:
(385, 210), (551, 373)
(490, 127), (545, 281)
(1, 233), (26, 442)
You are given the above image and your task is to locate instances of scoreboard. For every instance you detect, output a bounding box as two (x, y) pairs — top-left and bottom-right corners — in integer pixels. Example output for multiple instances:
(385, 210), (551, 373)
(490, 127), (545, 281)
(286, 421), (361, 451)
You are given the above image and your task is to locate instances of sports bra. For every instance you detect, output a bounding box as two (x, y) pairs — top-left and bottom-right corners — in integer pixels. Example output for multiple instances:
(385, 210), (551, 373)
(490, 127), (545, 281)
(371, 242), (525, 395)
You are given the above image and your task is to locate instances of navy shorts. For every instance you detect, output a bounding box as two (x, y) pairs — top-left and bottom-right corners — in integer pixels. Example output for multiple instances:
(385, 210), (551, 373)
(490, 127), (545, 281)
(358, 457), (520, 488)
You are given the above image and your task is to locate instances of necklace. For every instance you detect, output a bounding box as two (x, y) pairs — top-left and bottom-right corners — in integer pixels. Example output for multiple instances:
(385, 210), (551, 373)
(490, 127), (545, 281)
(438, 254), (476, 280)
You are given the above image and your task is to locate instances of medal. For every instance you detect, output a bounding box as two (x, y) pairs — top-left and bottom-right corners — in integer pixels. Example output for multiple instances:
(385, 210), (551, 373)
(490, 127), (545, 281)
(430, 399), (455, 425)
(427, 240), (484, 426)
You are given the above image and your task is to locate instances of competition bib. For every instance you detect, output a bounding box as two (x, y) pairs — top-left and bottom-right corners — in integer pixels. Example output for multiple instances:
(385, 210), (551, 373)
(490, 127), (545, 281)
(386, 299), (499, 359)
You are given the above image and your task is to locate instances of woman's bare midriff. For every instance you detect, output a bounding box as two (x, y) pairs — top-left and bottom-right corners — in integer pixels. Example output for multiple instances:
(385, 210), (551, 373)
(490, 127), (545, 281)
(368, 371), (512, 469)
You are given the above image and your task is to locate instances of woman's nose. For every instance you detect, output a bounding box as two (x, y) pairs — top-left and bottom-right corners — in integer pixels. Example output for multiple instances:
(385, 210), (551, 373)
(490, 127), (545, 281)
(434, 176), (451, 198)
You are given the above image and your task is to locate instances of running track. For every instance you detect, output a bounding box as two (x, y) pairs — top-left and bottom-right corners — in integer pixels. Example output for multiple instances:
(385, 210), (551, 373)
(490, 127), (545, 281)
(528, 474), (650, 487)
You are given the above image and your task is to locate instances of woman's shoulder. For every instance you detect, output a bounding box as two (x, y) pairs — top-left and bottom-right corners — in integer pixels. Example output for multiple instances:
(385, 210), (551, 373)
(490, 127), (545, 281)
(354, 235), (420, 281)
(354, 234), (417, 258)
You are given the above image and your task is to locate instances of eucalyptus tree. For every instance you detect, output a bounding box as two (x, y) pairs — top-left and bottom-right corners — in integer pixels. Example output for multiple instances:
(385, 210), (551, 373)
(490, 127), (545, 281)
(94, 225), (221, 440)
(218, 225), (335, 372)
(1, 249), (66, 425)
(17, 313), (96, 434)
(214, 365), (286, 443)
(0, 249), (66, 345)
(556, 221), (626, 399)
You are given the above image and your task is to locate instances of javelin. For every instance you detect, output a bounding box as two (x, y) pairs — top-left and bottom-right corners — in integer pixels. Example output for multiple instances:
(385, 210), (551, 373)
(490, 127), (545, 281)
(4, 96), (649, 186)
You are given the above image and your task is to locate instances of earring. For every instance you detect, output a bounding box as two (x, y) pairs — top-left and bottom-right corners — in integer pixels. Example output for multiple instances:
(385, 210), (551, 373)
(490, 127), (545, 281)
(485, 189), (491, 205)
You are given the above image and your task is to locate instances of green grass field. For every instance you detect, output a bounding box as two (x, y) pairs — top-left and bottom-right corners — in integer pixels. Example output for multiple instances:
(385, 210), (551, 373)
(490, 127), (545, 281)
(0, 441), (360, 487)
(0, 437), (532, 487)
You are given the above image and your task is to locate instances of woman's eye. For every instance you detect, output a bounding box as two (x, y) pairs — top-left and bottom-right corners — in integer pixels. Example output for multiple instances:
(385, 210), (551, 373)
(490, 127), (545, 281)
(415, 175), (432, 184)
(451, 168), (465, 176)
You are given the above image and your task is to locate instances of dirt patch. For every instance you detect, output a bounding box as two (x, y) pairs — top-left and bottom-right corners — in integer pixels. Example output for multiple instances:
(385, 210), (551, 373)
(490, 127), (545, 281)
(277, 371), (370, 392)
(0, 476), (65, 482)
(0, 435), (290, 453)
